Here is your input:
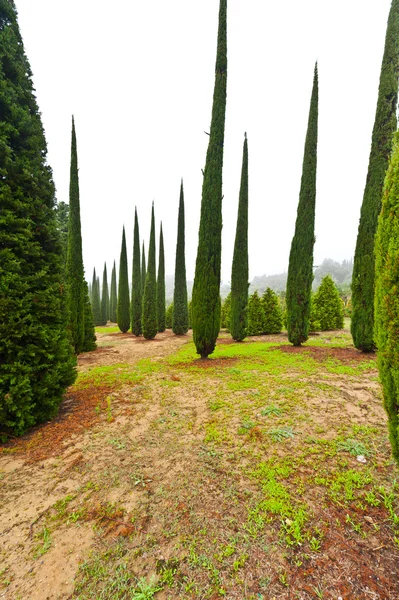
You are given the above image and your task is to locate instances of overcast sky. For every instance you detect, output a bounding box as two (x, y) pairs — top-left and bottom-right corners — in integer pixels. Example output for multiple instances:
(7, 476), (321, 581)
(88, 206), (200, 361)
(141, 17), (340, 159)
(15, 0), (392, 284)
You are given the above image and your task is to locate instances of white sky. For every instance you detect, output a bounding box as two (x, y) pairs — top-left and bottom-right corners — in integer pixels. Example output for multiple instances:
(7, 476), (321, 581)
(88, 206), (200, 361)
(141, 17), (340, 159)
(15, 0), (392, 284)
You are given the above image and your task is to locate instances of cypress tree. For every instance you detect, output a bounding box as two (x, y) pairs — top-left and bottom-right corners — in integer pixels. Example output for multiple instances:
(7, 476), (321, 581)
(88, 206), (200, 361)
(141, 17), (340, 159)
(262, 288), (283, 334)
(0, 1), (76, 438)
(173, 181), (189, 335)
(131, 208), (142, 335)
(83, 280), (96, 351)
(66, 117), (85, 353)
(110, 260), (117, 323)
(374, 131), (399, 464)
(351, 0), (399, 352)
(91, 268), (101, 326)
(312, 275), (344, 331)
(142, 204), (158, 339)
(117, 227), (130, 333)
(230, 133), (249, 342)
(192, 0), (227, 358)
(247, 292), (265, 336)
(55, 201), (69, 268)
(100, 262), (109, 326)
(141, 242), (146, 293)
(157, 223), (166, 332)
(221, 293), (231, 331)
(165, 302), (174, 329)
(286, 65), (319, 346)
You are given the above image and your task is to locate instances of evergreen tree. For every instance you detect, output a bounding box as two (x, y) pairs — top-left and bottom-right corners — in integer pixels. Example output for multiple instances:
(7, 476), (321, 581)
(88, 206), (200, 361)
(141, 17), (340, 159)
(142, 204), (158, 339)
(91, 268), (101, 326)
(312, 275), (344, 331)
(173, 181), (189, 334)
(109, 260), (117, 323)
(262, 288), (283, 334)
(165, 302), (174, 329)
(374, 130), (399, 464)
(141, 242), (146, 293)
(286, 65), (319, 346)
(131, 208), (142, 335)
(117, 227), (130, 333)
(157, 223), (166, 332)
(192, 0), (227, 358)
(66, 117), (85, 353)
(188, 300), (193, 329)
(351, 0), (399, 352)
(230, 133), (249, 342)
(247, 292), (265, 336)
(55, 201), (69, 267)
(83, 280), (96, 351)
(220, 293), (231, 331)
(0, 1), (76, 438)
(100, 263), (109, 326)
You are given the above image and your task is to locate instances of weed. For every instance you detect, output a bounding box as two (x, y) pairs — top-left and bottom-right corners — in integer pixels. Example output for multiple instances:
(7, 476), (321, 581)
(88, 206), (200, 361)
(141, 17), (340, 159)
(34, 527), (52, 558)
(336, 438), (370, 457)
(238, 419), (256, 435)
(261, 404), (283, 417)
(268, 426), (296, 442)
(132, 575), (163, 599)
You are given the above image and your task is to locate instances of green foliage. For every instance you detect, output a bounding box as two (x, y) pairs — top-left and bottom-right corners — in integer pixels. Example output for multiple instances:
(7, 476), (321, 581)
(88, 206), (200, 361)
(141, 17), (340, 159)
(220, 292), (231, 330)
(117, 227), (130, 333)
(165, 302), (174, 329)
(262, 287), (283, 334)
(100, 262), (109, 326)
(192, 0), (227, 358)
(230, 134), (249, 342)
(374, 130), (399, 464)
(82, 280), (96, 351)
(131, 208), (142, 335)
(352, 0), (399, 352)
(173, 181), (189, 335)
(286, 65), (318, 346)
(247, 291), (264, 336)
(109, 260), (117, 323)
(141, 241), (146, 293)
(55, 201), (69, 267)
(157, 223), (166, 332)
(188, 300), (192, 329)
(0, 2), (76, 438)
(66, 117), (85, 353)
(311, 275), (344, 331)
(91, 269), (101, 326)
(142, 204), (158, 339)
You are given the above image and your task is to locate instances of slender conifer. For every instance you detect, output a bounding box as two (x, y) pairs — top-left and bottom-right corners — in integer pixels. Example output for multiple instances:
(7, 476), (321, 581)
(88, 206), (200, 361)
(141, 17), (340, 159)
(100, 263), (109, 325)
(351, 0), (399, 352)
(131, 208), (142, 335)
(142, 204), (158, 339)
(286, 65), (319, 346)
(91, 268), (101, 326)
(141, 242), (146, 293)
(110, 261), (117, 322)
(117, 227), (130, 333)
(157, 223), (166, 332)
(173, 181), (189, 335)
(192, 0), (227, 358)
(83, 281), (96, 351)
(230, 133), (249, 342)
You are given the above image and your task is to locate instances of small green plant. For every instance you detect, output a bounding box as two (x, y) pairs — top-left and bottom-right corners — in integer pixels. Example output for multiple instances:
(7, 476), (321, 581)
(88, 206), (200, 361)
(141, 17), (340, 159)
(238, 419), (256, 435)
(132, 575), (163, 599)
(336, 438), (369, 456)
(34, 527), (52, 558)
(268, 427), (296, 442)
(261, 404), (283, 417)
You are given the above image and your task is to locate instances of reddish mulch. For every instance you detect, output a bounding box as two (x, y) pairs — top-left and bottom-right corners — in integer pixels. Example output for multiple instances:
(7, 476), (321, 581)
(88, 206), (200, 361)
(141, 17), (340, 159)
(275, 345), (377, 365)
(0, 385), (115, 463)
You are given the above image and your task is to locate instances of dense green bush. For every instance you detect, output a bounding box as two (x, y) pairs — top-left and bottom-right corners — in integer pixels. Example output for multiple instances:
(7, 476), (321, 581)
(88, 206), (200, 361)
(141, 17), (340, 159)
(262, 288), (283, 334)
(247, 292), (264, 336)
(312, 275), (344, 331)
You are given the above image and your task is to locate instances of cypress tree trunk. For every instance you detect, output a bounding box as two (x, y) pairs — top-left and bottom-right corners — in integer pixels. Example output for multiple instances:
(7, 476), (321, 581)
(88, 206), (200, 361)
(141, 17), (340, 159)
(157, 223), (166, 332)
(91, 268), (101, 326)
(131, 208), (142, 335)
(230, 133), (249, 342)
(141, 242), (146, 293)
(0, 1), (76, 438)
(66, 117), (85, 353)
(109, 260), (117, 323)
(374, 131), (399, 464)
(117, 227), (130, 333)
(173, 181), (189, 335)
(286, 65), (319, 346)
(142, 204), (158, 339)
(192, 0), (227, 358)
(100, 263), (109, 326)
(351, 0), (399, 352)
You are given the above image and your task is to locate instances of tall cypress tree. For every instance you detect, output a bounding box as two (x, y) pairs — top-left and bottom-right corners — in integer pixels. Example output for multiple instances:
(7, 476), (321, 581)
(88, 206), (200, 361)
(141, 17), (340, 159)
(286, 65), (319, 346)
(173, 180), (189, 335)
(141, 241), (146, 293)
(100, 262), (109, 326)
(230, 133), (249, 342)
(91, 268), (101, 326)
(157, 223), (166, 332)
(117, 227), (130, 333)
(110, 260), (117, 323)
(83, 280), (96, 351)
(66, 117), (86, 353)
(142, 204), (158, 339)
(351, 0), (399, 352)
(374, 131), (399, 464)
(0, 0), (76, 438)
(192, 0), (227, 358)
(131, 208), (142, 336)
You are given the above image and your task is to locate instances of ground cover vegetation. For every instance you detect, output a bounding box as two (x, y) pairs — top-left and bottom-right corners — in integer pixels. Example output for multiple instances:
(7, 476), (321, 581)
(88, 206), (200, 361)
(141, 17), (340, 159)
(351, 0), (399, 352)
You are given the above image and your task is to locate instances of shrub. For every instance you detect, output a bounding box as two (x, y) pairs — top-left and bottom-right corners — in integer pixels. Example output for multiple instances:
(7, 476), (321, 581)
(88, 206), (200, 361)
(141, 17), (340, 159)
(262, 288), (283, 334)
(312, 275), (344, 331)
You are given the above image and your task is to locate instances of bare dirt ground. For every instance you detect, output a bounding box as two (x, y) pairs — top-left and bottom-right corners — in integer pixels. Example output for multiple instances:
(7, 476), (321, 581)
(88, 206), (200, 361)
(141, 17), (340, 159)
(1, 326), (398, 600)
